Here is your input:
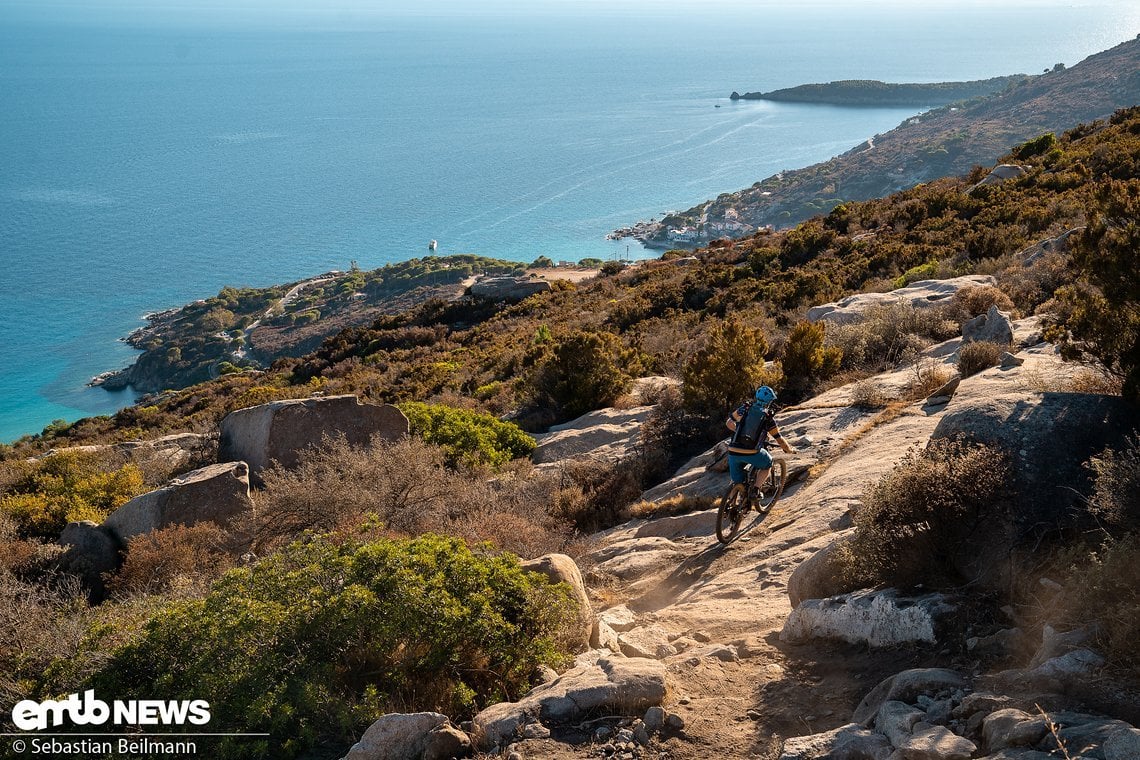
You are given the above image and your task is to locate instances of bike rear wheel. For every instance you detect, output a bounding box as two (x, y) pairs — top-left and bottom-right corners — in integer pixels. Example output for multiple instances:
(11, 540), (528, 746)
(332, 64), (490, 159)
(755, 458), (787, 512)
(716, 483), (747, 544)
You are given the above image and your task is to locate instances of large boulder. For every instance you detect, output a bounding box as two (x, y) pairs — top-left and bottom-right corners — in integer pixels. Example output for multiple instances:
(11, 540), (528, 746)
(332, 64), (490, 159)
(58, 520), (120, 584)
(469, 275), (552, 302)
(520, 554), (593, 652)
(807, 275), (996, 325)
(779, 723), (892, 760)
(969, 164), (1028, 192)
(781, 589), (956, 648)
(218, 395), (408, 481)
(341, 712), (450, 760)
(787, 531), (854, 607)
(101, 461), (253, 545)
(472, 655), (667, 749)
(962, 304), (1014, 345)
(931, 389), (1133, 510)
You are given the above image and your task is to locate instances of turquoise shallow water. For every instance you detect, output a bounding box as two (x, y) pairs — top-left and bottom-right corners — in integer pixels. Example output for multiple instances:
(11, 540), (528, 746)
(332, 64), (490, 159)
(1, 3), (1138, 442)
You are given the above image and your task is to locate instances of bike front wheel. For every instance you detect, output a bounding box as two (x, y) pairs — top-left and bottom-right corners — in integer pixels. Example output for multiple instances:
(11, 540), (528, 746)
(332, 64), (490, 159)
(755, 458), (787, 512)
(716, 482), (747, 545)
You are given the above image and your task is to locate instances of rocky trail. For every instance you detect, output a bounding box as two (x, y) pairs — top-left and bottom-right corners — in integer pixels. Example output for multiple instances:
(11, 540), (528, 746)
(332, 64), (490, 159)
(467, 298), (1138, 760)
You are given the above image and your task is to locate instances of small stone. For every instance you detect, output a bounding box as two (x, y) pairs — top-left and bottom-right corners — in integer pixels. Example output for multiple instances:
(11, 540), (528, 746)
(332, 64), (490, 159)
(595, 726), (613, 742)
(633, 722), (650, 745)
(507, 753), (523, 760)
(616, 728), (634, 743)
(644, 706), (666, 732)
(601, 743), (616, 755)
(521, 722), (550, 739)
(999, 351), (1025, 368)
(692, 630), (713, 643)
(665, 713), (685, 730)
(746, 709), (763, 721)
(677, 696), (691, 705)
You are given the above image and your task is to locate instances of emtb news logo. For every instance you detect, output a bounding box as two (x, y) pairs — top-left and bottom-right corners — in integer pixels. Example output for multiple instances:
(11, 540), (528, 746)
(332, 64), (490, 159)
(11, 690), (210, 730)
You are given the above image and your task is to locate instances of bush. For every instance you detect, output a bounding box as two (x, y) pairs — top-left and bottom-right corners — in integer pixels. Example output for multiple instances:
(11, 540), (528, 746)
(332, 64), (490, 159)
(398, 401), (536, 470)
(838, 439), (1011, 589)
(531, 331), (633, 420)
(256, 437), (574, 558)
(1085, 436), (1140, 534)
(89, 534), (576, 758)
(255, 437), (470, 550)
(950, 285), (1016, 321)
(1059, 535), (1140, 671)
(957, 340), (1005, 377)
(0, 451), (146, 537)
(682, 318), (774, 416)
(827, 304), (955, 372)
(781, 321), (843, 399)
(1049, 179), (1140, 402)
(109, 523), (236, 598)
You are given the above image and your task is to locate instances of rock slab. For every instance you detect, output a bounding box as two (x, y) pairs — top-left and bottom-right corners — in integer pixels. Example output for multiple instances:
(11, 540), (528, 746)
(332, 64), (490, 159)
(781, 589), (955, 648)
(101, 461), (253, 545)
(218, 395), (408, 480)
(342, 712), (449, 760)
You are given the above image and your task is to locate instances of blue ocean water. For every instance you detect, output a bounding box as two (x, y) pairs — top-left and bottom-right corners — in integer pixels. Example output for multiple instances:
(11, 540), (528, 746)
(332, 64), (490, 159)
(1, 3), (1138, 442)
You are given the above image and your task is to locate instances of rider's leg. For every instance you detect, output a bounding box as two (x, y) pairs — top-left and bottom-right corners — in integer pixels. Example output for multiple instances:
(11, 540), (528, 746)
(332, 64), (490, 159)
(728, 454), (747, 485)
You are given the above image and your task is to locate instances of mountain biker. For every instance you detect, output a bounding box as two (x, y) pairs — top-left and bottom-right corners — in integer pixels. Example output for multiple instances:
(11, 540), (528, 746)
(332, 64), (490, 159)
(725, 386), (794, 503)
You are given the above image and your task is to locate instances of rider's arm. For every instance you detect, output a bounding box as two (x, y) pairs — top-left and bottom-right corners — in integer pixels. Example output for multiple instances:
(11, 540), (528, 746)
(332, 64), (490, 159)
(726, 406), (744, 433)
(770, 424), (794, 454)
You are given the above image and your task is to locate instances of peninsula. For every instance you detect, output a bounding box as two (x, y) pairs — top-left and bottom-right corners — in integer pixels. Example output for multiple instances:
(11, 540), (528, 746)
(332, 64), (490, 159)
(730, 75), (1027, 107)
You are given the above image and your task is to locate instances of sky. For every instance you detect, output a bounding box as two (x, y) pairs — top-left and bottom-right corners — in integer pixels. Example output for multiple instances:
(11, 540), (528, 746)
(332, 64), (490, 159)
(3, 0), (1139, 27)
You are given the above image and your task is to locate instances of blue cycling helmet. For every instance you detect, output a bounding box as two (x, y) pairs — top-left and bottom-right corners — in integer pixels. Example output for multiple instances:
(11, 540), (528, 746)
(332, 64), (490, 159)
(754, 385), (777, 405)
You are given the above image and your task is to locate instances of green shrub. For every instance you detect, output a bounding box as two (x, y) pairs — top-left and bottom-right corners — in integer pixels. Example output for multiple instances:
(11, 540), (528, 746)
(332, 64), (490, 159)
(532, 331), (632, 419)
(1014, 132), (1057, 159)
(781, 320), (843, 398)
(398, 401), (536, 469)
(89, 534), (576, 759)
(0, 451), (146, 536)
(682, 318), (775, 416)
(1049, 179), (1140, 402)
(839, 439), (1011, 589)
(893, 260), (939, 288)
(957, 340), (1005, 377)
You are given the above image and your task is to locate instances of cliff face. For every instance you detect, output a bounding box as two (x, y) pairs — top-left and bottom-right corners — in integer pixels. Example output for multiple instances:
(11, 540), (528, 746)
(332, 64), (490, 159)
(637, 36), (1140, 244)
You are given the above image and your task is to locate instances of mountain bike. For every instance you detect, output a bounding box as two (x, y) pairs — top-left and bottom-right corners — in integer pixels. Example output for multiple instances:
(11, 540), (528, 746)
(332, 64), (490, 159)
(715, 446), (787, 545)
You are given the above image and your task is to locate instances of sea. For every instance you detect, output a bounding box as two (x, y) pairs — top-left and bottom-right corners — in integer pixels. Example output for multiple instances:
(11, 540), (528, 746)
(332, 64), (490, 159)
(2, 1), (1138, 443)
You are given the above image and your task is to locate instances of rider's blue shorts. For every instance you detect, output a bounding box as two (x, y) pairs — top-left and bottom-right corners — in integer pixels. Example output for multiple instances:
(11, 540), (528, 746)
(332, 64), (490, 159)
(728, 449), (773, 484)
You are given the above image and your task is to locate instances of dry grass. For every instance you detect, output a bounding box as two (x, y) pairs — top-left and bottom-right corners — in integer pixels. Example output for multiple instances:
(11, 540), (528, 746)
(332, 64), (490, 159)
(957, 341), (1006, 377)
(108, 523), (237, 598)
(850, 379), (896, 408)
(903, 359), (953, 399)
(625, 493), (716, 520)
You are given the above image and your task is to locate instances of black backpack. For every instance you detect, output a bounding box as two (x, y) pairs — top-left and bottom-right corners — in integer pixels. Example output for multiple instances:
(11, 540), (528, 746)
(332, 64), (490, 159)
(731, 402), (773, 450)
